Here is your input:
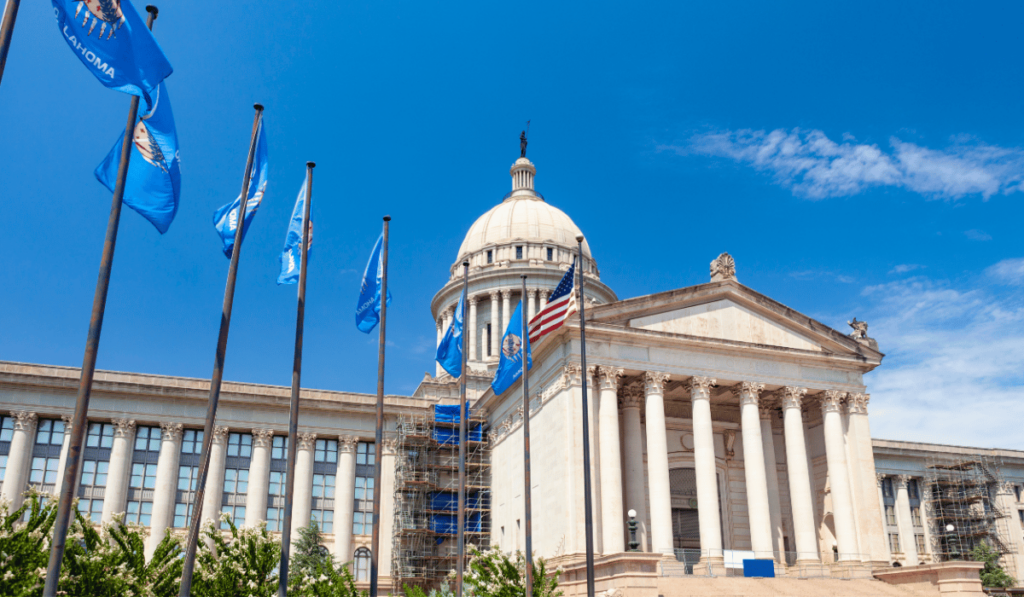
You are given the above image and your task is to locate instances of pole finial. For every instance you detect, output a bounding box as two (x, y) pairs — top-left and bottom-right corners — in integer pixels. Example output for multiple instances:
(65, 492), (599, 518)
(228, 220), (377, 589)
(146, 5), (159, 16)
(521, 274), (527, 280)
(306, 161), (316, 169)
(575, 235), (584, 243)
(253, 103), (264, 112)
(462, 260), (469, 268)
(383, 215), (391, 222)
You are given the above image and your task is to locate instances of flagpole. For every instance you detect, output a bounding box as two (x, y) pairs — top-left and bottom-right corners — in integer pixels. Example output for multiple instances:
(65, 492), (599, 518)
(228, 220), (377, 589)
(576, 235), (596, 597)
(177, 102), (265, 597)
(278, 161), (315, 597)
(520, 274), (534, 597)
(455, 260), (469, 597)
(0, 0), (21, 87)
(369, 215), (390, 597)
(42, 8), (159, 597)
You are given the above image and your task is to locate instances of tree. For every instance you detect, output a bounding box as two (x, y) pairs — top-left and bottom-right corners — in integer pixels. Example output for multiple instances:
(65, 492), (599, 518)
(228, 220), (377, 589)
(970, 541), (1016, 589)
(0, 489), (57, 597)
(288, 522), (361, 597)
(289, 521), (333, 578)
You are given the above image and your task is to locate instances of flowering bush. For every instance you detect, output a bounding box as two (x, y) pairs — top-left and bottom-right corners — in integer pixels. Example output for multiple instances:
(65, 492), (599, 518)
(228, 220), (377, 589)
(460, 548), (561, 597)
(191, 516), (281, 597)
(0, 490), (57, 597)
(286, 522), (361, 597)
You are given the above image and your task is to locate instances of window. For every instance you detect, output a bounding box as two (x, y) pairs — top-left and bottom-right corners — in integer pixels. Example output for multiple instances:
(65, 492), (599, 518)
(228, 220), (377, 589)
(128, 425), (161, 526)
(908, 479), (920, 500)
(354, 548), (371, 582)
(78, 496), (104, 524)
(0, 416), (11, 483)
(515, 246), (523, 260)
(1015, 486), (1022, 503)
(36, 419), (66, 446)
(911, 506), (922, 527)
(889, 533), (901, 553)
(885, 505), (896, 526)
(271, 436), (288, 461)
(30, 456), (61, 486)
(222, 432), (251, 529)
(486, 250), (493, 264)
(486, 324), (492, 357)
(353, 442), (375, 535)
(174, 430), (203, 527)
(77, 459), (108, 523)
(31, 419), (67, 495)
(546, 248), (553, 261)
(1018, 510), (1023, 529)
(181, 429), (204, 455)
(915, 534), (926, 554)
(267, 435), (287, 532)
(312, 439), (337, 533)
(883, 478), (894, 499)
(85, 422), (114, 449)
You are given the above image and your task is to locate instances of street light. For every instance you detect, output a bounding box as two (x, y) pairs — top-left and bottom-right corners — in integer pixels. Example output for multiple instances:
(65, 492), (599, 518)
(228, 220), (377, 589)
(627, 509), (639, 552)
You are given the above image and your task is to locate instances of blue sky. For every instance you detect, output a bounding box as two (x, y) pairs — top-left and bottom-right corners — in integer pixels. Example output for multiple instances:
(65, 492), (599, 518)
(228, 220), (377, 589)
(2, 1), (1022, 447)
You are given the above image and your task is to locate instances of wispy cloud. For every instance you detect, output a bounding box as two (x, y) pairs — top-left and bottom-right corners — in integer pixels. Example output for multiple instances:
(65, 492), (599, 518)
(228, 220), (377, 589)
(789, 269), (855, 283)
(986, 257), (1024, 286)
(889, 264), (924, 274)
(666, 128), (1024, 200)
(964, 229), (992, 241)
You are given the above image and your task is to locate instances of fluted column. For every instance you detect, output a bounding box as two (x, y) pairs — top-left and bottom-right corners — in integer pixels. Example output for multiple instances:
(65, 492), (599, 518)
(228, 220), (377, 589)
(489, 291), (500, 360)
(847, 393), (888, 565)
(468, 296), (479, 362)
(597, 367), (625, 553)
(894, 475), (919, 565)
(290, 433), (317, 544)
(0, 411), (37, 509)
(759, 403), (784, 558)
(527, 289), (537, 322)
(147, 422), (183, 559)
(246, 428), (274, 527)
(781, 387), (818, 563)
(644, 372), (674, 555)
(501, 289), (512, 336)
(690, 376), (723, 562)
(378, 439), (398, 578)
(102, 418), (136, 523)
(736, 382), (773, 559)
(201, 426), (230, 527)
(53, 415), (74, 497)
(335, 436), (358, 564)
(821, 390), (858, 561)
(619, 382), (648, 551)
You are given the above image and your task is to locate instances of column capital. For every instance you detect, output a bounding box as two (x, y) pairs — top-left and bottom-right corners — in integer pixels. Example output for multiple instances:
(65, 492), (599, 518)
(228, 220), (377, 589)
(876, 473), (887, 486)
(596, 367), (624, 390)
(645, 371), (671, 394)
(619, 381), (645, 409)
(112, 418), (136, 438)
(820, 390), (846, 414)
(758, 401), (777, 420)
(527, 288), (537, 299)
(159, 422), (183, 441)
(298, 432), (317, 451)
(732, 381), (765, 406)
(382, 438), (399, 456)
(213, 426), (230, 444)
(252, 428), (275, 447)
(562, 363), (584, 387)
(846, 393), (869, 414)
(687, 375), (714, 399)
(436, 318), (444, 331)
(469, 294), (479, 306)
(10, 411), (37, 432)
(339, 435), (358, 452)
(489, 290), (500, 301)
(894, 474), (911, 488)
(500, 288), (513, 299)
(780, 386), (808, 410)
(61, 414), (74, 433)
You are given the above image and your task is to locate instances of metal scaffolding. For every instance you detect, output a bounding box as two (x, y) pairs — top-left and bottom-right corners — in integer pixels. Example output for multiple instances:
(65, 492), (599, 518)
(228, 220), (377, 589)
(925, 457), (1016, 572)
(392, 406), (491, 591)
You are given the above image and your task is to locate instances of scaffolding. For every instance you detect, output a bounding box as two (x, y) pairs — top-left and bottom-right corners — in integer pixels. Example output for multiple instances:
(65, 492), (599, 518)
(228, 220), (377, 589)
(392, 405), (491, 592)
(925, 457), (1016, 572)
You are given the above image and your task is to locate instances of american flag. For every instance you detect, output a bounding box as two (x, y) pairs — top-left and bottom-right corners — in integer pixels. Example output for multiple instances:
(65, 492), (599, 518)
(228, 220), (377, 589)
(528, 258), (577, 344)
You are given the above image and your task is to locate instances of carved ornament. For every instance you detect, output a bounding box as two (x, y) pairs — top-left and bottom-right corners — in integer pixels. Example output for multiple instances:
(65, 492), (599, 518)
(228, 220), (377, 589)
(618, 381), (645, 409)
(597, 367), (623, 391)
(780, 387), (807, 410)
(339, 435), (358, 453)
(846, 393), (869, 415)
(160, 422), (183, 441)
(112, 418), (136, 438)
(733, 381), (765, 407)
(710, 252), (736, 282)
(252, 428), (275, 447)
(213, 426), (230, 444)
(688, 375), (715, 400)
(298, 432), (318, 451)
(820, 390), (846, 414)
(10, 411), (37, 432)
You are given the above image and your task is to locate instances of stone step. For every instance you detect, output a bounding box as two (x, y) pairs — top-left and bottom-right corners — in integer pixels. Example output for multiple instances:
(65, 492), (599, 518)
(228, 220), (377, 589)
(655, 577), (941, 597)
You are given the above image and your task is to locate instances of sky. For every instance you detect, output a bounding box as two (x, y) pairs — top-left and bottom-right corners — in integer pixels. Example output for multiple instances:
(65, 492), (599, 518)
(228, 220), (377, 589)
(2, 1), (1023, 449)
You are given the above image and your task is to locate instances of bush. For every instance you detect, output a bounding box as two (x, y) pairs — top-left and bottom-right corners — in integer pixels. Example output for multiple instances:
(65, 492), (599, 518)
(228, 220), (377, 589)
(191, 516), (280, 597)
(0, 490), (58, 597)
(970, 541), (1016, 589)
(461, 548), (561, 597)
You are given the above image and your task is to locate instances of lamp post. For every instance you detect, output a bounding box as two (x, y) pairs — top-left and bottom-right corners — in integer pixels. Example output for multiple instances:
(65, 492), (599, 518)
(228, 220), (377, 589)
(627, 509), (639, 552)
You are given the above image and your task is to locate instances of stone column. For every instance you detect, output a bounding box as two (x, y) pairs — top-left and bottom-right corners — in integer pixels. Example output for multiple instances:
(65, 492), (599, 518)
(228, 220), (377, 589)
(877, 474), (892, 561)
(435, 318), (444, 376)
(597, 367), (625, 553)
(147, 422), (183, 559)
(468, 296), (479, 362)
(781, 387), (818, 563)
(737, 382), (773, 559)
(0, 411), (37, 509)
(820, 390), (859, 562)
(540, 291), (548, 311)
(643, 372), (674, 556)
(846, 393), (888, 565)
(290, 433), (317, 544)
(894, 475), (919, 565)
(501, 289), (512, 336)
(586, 366), (603, 553)
(527, 289), (537, 322)
(759, 403), (784, 558)
(378, 439), (398, 578)
(335, 436), (358, 563)
(53, 415), (74, 498)
(489, 291), (500, 360)
(620, 382), (648, 551)
(690, 376), (723, 563)
(101, 418), (136, 523)
(246, 428), (274, 527)
(201, 426), (230, 527)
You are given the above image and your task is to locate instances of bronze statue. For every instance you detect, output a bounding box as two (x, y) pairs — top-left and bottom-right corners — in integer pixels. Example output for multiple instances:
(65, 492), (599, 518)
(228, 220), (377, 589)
(520, 130), (528, 158)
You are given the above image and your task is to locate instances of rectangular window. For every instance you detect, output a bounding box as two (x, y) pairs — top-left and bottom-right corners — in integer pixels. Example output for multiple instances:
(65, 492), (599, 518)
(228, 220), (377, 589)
(1015, 486), (1022, 502)
(1018, 510), (1023, 529)
(0, 416), (13, 442)
(315, 439), (338, 464)
(267, 437), (288, 532)
(354, 442), (375, 535)
(222, 432), (252, 529)
(134, 426), (162, 452)
(889, 533), (901, 553)
(127, 425), (161, 527)
(312, 439), (337, 533)
(85, 423), (114, 449)
(883, 478), (894, 499)
(174, 429), (204, 527)
(36, 419), (66, 446)
(546, 248), (553, 261)
(30, 456), (61, 485)
(227, 432), (253, 458)
(885, 505), (897, 526)
(78, 497), (103, 524)
(271, 436), (288, 461)
(908, 479), (920, 500)
(486, 250), (493, 264)
(486, 324), (492, 357)
(915, 534), (926, 554)
(515, 246), (523, 260)
(76, 422), (113, 522)
(181, 429), (204, 454)
(911, 506), (922, 527)
(126, 500), (153, 526)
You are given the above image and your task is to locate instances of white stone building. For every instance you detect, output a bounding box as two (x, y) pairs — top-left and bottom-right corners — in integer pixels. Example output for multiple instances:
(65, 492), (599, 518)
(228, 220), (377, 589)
(1, 154), (1023, 590)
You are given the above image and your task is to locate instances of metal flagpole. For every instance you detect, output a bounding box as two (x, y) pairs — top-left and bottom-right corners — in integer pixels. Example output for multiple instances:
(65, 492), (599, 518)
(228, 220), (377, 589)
(42, 8), (159, 596)
(369, 215), (390, 597)
(520, 274), (534, 597)
(177, 102), (265, 597)
(576, 234), (596, 597)
(455, 260), (469, 597)
(278, 161), (315, 597)
(0, 0), (22, 87)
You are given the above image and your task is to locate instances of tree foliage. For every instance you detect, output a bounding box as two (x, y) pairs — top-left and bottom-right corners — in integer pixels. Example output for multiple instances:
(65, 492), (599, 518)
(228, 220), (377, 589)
(969, 541), (1017, 589)
(461, 548), (561, 597)
(191, 516), (280, 597)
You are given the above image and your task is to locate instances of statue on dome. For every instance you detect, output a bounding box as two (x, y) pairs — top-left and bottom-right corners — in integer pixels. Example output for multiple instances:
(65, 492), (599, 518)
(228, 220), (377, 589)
(520, 130), (528, 158)
(848, 317), (869, 339)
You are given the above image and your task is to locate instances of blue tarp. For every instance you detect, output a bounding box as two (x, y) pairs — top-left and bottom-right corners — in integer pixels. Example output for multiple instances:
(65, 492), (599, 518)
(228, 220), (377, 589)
(430, 512), (483, 535)
(430, 492), (480, 511)
(742, 559), (775, 578)
(434, 404), (469, 423)
(432, 425), (483, 444)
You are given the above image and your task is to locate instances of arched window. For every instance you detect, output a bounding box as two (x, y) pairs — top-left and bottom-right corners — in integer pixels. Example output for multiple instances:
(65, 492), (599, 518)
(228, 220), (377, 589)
(354, 548), (371, 582)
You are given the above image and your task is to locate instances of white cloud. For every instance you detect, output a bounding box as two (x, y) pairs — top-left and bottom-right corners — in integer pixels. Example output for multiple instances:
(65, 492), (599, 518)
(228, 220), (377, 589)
(986, 257), (1024, 286)
(669, 128), (1024, 200)
(789, 269), (855, 283)
(889, 264), (924, 274)
(964, 229), (992, 241)
(860, 275), (1024, 448)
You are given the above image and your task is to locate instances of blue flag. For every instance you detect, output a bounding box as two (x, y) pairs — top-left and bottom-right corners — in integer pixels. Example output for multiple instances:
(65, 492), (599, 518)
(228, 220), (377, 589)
(94, 82), (180, 234)
(355, 233), (393, 333)
(53, 0), (173, 104)
(213, 118), (268, 258)
(491, 301), (532, 395)
(277, 175), (311, 285)
(435, 293), (465, 377)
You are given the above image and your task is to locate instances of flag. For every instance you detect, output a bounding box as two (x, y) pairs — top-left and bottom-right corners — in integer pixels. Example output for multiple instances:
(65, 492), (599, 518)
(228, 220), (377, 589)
(435, 293), (465, 378)
(213, 117), (268, 258)
(528, 258), (577, 344)
(53, 0), (173, 104)
(491, 300), (532, 395)
(277, 174), (311, 285)
(355, 233), (393, 333)
(94, 82), (180, 234)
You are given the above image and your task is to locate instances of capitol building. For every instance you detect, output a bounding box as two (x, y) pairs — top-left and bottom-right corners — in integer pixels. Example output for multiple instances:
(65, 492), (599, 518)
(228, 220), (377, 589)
(2, 154), (1024, 595)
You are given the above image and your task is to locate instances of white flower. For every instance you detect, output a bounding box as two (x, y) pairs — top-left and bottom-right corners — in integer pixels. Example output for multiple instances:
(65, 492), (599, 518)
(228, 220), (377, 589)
(3, 571), (13, 580)
(36, 567), (47, 578)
